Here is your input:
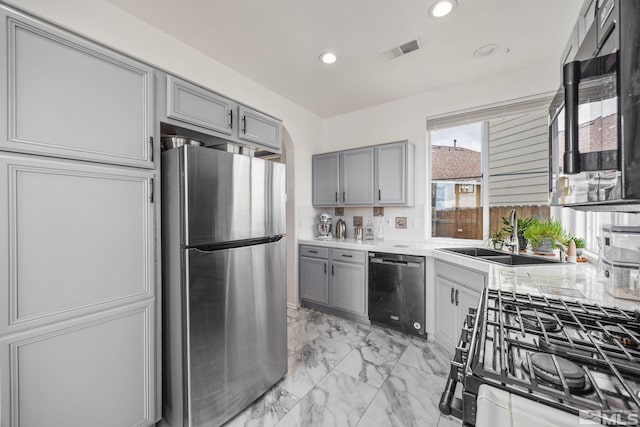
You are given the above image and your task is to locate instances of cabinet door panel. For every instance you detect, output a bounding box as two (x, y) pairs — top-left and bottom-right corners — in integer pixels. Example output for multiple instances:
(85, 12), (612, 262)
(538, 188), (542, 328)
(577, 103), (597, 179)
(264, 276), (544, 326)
(167, 75), (233, 135)
(0, 153), (155, 334)
(0, 302), (155, 427)
(340, 148), (374, 205)
(330, 261), (366, 315)
(0, 7), (154, 167)
(238, 105), (281, 151)
(457, 286), (480, 328)
(312, 153), (340, 206)
(300, 257), (329, 305)
(375, 143), (406, 204)
(435, 277), (458, 353)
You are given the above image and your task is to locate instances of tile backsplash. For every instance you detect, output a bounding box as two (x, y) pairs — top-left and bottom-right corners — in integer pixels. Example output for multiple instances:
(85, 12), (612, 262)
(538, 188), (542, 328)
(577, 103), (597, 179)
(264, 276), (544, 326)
(313, 206), (425, 241)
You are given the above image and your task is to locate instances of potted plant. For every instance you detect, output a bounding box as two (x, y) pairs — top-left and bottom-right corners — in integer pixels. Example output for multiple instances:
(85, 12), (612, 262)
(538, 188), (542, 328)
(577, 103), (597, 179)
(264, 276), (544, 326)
(500, 216), (536, 250)
(523, 219), (566, 254)
(488, 229), (508, 250)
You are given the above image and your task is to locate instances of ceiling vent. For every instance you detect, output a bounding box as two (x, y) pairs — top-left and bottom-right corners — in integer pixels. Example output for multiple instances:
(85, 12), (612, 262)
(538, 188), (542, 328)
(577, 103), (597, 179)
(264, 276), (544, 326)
(382, 39), (422, 60)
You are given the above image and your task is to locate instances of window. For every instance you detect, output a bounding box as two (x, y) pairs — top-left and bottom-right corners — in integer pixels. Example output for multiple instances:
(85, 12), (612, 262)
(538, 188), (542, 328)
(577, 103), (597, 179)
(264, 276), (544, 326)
(427, 95), (554, 241)
(430, 123), (484, 239)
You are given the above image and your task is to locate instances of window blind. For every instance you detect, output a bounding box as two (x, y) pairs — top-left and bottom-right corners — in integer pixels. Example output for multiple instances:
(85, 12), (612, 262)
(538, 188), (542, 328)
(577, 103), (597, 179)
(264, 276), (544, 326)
(425, 93), (554, 131)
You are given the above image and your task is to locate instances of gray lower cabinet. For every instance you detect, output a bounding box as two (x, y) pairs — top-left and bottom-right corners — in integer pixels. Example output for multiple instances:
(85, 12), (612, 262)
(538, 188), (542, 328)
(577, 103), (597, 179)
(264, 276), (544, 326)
(238, 105), (282, 151)
(375, 141), (414, 206)
(330, 261), (366, 314)
(300, 256), (329, 305)
(166, 74), (234, 136)
(340, 147), (374, 206)
(299, 245), (367, 320)
(0, 301), (156, 427)
(312, 153), (340, 206)
(0, 5), (154, 168)
(434, 260), (484, 354)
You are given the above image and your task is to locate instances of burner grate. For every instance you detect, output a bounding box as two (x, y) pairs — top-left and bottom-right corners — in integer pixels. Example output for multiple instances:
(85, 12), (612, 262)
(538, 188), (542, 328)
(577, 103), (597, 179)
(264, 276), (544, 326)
(467, 289), (640, 423)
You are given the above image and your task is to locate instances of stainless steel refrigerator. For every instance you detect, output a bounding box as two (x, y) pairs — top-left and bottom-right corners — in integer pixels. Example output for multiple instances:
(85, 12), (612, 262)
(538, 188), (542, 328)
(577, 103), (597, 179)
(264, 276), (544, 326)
(161, 145), (287, 427)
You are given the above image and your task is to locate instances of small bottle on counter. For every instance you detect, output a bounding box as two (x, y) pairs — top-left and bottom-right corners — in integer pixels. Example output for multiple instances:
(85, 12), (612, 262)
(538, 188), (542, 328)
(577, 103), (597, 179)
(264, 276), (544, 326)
(376, 217), (384, 241)
(567, 239), (577, 264)
(364, 219), (375, 241)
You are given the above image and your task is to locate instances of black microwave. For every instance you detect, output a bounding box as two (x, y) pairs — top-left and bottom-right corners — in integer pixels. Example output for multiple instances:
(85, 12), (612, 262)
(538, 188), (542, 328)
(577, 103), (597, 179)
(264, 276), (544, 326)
(549, 0), (640, 210)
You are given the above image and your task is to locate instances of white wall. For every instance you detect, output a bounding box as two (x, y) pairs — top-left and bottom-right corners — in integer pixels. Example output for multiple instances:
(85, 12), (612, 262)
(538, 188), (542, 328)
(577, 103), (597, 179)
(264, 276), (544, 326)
(321, 63), (563, 241)
(6, 0), (324, 305)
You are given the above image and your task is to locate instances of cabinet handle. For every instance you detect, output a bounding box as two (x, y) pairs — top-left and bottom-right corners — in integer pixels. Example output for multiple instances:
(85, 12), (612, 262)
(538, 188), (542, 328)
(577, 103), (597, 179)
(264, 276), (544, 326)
(229, 110), (233, 128)
(149, 136), (154, 162)
(455, 290), (459, 306)
(332, 265), (335, 276)
(450, 288), (455, 304)
(378, 189), (381, 201)
(341, 254), (353, 258)
(309, 250), (318, 254)
(342, 191), (346, 202)
(242, 116), (246, 134)
(149, 178), (154, 203)
(324, 263), (327, 274)
(335, 192), (338, 202)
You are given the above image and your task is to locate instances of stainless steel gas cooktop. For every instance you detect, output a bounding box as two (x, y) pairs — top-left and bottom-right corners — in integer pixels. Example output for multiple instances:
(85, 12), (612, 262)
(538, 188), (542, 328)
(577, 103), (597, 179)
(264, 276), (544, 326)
(440, 289), (640, 426)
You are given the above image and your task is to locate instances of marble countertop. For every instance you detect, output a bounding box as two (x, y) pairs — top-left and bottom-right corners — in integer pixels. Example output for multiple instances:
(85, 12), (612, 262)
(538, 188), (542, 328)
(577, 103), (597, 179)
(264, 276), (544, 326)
(298, 237), (640, 311)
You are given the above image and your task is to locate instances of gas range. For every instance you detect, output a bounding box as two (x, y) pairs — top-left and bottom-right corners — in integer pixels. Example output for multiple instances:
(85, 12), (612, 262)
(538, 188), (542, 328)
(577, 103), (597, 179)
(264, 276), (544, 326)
(440, 289), (640, 426)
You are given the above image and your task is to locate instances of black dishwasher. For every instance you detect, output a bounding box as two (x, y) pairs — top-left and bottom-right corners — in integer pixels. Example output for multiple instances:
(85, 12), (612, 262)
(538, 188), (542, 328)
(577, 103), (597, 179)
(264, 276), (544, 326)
(368, 252), (426, 337)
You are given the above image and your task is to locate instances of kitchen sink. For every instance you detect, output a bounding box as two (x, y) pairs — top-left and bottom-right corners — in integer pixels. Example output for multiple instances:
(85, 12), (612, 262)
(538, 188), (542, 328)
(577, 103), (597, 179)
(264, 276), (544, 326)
(440, 247), (561, 266)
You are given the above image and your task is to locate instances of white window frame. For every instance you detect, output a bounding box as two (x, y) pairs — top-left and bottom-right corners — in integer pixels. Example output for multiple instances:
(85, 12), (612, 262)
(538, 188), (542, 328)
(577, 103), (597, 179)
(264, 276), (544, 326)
(425, 93), (555, 242)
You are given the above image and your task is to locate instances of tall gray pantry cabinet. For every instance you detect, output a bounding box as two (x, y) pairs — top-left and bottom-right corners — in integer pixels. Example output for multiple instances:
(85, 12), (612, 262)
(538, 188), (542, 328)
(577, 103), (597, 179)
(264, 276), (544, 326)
(0, 5), (159, 427)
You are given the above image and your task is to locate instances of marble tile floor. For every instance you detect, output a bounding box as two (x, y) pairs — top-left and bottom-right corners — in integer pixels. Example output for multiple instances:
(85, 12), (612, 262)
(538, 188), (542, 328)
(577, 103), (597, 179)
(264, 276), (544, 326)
(224, 306), (459, 427)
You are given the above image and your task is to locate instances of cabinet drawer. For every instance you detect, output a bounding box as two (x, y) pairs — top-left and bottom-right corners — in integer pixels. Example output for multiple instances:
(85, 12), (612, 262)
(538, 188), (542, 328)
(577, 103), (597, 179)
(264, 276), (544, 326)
(331, 249), (365, 264)
(435, 260), (485, 293)
(300, 245), (329, 259)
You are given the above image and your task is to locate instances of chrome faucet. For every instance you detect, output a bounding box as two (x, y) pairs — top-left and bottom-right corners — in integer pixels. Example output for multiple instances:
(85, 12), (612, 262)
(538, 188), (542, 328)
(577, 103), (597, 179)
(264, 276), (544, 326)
(509, 209), (519, 253)
(555, 240), (568, 263)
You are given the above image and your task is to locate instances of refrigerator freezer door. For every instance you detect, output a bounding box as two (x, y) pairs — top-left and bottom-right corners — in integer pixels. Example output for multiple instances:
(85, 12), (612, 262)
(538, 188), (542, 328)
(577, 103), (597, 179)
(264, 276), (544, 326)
(184, 238), (287, 426)
(180, 146), (285, 246)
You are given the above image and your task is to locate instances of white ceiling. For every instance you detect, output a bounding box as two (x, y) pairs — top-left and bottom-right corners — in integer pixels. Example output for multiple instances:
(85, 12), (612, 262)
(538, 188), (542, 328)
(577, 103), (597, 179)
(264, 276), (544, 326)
(107, 0), (583, 118)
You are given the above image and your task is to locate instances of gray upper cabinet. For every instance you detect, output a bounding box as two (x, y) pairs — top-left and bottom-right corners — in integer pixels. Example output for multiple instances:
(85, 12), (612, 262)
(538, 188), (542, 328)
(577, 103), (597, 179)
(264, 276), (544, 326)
(166, 75), (233, 136)
(375, 141), (414, 206)
(340, 148), (374, 206)
(313, 152), (340, 206)
(160, 73), (282, 153)
(312, 141), (414, 207)
(0, 6), (154, 168)
(238, 105), (282, 151)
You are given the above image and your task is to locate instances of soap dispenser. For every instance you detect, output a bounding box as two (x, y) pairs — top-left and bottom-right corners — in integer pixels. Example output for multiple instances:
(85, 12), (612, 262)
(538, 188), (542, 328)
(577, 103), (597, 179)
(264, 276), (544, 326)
(364, 219), (375, 241)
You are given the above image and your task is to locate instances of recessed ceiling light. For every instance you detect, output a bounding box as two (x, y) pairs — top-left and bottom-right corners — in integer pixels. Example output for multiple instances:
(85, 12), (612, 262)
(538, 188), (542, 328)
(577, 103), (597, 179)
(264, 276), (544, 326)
(473, 44), (499, 58)
(429, 0), (457, 18)
(319, 52), (337, 64)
